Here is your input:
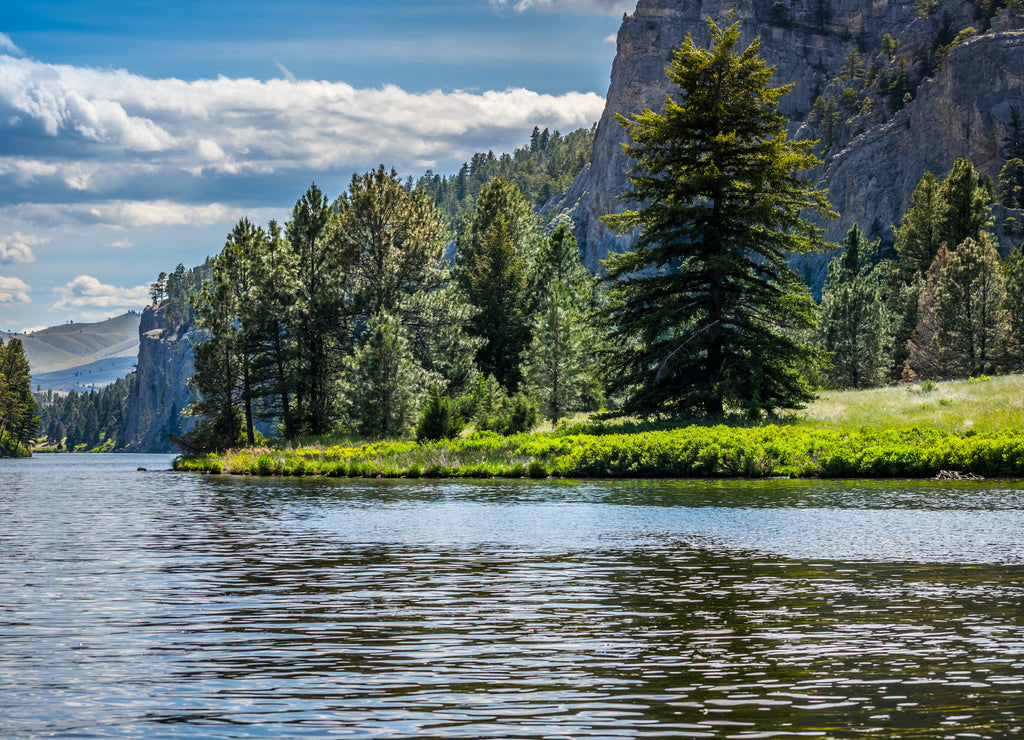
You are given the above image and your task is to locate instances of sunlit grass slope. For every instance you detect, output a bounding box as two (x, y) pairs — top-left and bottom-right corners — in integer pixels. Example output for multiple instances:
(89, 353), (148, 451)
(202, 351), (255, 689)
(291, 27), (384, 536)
(175, 375), (1024, 479)
(799, 374), (1024, 432)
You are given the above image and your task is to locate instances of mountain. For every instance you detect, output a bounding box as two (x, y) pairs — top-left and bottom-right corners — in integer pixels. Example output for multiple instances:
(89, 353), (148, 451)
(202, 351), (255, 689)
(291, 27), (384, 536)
(2, 313), (141, 392)
(568, 0), (1024, 276)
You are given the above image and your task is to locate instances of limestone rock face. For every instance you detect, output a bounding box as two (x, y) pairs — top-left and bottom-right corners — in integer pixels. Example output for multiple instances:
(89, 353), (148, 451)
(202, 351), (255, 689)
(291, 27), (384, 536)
(120, 304), (199, 453)
(574, 0), (1024, 270)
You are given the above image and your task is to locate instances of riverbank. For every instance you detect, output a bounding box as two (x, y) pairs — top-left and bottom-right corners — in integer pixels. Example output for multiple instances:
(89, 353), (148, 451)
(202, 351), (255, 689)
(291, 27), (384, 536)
(174, 375), (1024, 479)
(172, 425), (1024, 479)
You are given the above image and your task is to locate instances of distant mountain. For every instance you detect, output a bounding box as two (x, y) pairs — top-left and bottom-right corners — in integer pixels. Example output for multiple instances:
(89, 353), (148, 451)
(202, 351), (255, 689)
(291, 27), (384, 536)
(1, 312), (141, 392)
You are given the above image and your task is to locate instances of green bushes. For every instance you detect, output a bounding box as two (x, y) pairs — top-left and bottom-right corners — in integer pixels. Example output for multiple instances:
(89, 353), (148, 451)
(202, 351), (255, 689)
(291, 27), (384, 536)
(174, 424), (1024, 479)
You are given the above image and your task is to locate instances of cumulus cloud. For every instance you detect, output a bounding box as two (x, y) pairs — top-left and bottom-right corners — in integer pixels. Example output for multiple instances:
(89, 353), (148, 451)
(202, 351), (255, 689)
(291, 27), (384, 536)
(492, 0), (635, 13)
(21, 325), (47, 334)
(0, 54), (606, 227)
(0, 232), (45, 264)
(51, 275), (150, 312)
(0, 276), (31, 304)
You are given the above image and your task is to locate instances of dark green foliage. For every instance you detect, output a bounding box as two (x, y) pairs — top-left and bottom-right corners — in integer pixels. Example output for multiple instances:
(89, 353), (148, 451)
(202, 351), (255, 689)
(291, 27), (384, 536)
(1004, 243), (1024, 370)
(37, 374), (136, 451)
(938, 158), (994, 250)
(602, 18), (833, 420)
(456, 178), (537, 390)
(521, 223), (601, 425)
(818, 225), (891, 389)
(287, 183), (345, 436)
(340, 312), (426, 440)
(0, 337), (39, 456)
(415, 390), (464, 442)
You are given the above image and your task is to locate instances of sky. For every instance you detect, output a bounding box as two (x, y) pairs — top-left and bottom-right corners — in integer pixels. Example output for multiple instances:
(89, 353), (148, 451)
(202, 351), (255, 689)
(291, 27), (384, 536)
(0, 0), (634, 333)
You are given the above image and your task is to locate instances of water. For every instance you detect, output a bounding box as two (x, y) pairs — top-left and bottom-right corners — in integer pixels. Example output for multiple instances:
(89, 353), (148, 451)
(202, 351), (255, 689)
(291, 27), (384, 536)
(2, 454), (1023, 739)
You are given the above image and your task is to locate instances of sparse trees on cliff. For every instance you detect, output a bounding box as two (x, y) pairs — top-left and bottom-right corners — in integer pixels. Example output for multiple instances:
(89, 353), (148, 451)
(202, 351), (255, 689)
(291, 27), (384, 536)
(602, 17), (833, 419)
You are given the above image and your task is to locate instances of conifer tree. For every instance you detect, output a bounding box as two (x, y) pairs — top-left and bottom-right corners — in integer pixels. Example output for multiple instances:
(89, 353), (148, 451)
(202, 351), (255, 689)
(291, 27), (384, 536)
(938, 158), (994, 251)
(456, 178), (537, 390)
(817, 225), (891, 389)
(286, 183), (344, 436)
(340, 313), (425, 439)
(0, 337), (38, 454)
(1003, 243), (1024, 370)
(893, 172), (945, 278)
(602, 17), (833, 419)
(932, 234), (1008, 377)
(520, 223), (599, 425)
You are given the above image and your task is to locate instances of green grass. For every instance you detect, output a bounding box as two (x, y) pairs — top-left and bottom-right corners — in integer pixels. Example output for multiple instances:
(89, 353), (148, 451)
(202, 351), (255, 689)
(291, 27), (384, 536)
(174, 375), (1024, 479)
(799, 374), (1024, 432)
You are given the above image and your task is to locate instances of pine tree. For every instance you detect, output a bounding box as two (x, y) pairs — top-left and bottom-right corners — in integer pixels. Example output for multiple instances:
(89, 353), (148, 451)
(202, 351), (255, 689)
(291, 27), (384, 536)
(330, 165), (448, 319)
(520, 280), (589, 425)
(938, 158), (993, 251)
(932, 234), (1009, 377)
(340, 313), (426, 439)
(456, 178), (537, 390)
(817, 225), (891, 389)
(0, 337), (38, 455)
(601, 17), (833, 419)
(893, 172), (945, 277)
(286, 183), (345, 436)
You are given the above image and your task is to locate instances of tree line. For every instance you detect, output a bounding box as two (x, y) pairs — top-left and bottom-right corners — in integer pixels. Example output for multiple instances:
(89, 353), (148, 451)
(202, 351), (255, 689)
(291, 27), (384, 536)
(819, 157), (1024, 389)
(36, 374), (136, 451)
(175, 18), (1024, 450)
(0, 337), (38, 457)
(181, 170), (601, 451)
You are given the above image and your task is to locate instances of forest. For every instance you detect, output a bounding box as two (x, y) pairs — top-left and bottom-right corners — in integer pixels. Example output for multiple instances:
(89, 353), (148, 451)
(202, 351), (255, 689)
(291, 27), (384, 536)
(37, 26), (1024, 456)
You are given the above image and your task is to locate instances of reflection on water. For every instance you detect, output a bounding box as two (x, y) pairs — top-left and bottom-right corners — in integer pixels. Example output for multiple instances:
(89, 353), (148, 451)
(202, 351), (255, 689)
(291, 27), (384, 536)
(1, 454), (1023, 738)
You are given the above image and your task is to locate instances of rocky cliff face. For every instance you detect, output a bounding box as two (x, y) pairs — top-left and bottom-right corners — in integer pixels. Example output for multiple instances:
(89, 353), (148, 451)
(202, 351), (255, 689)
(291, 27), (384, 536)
(120, 303), (199, 453)
(571, 0), (1024, 271)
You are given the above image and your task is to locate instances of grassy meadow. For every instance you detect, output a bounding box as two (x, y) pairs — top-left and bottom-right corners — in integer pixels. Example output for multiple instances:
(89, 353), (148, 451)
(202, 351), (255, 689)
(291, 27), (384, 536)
(174, 374), (1024, 479)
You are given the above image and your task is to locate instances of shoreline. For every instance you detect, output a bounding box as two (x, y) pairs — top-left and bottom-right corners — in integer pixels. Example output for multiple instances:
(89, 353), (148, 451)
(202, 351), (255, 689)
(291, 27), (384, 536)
(172, 425), (1024, 480)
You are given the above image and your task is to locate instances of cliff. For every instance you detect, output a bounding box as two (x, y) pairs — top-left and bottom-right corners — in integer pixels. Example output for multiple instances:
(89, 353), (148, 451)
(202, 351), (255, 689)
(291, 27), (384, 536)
(571, 0), (1024, 271)
(120, 302), (200, 453)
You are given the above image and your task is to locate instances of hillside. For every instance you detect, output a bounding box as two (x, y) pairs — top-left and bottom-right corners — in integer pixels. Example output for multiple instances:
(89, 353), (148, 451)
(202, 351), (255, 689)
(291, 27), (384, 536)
(2, 312), (141, 392)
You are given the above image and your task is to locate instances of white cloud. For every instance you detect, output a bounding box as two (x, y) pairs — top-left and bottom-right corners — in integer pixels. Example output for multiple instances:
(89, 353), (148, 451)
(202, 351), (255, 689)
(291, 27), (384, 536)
(51, 275), (150, 312)
(492, 0), (635, 14)
(0, 232), (45, 264)
(0, 276), (32, 304)
(0, 33), (22, 56)
(603, 33), (618, 44)
(0, 54), (605, 227)
(10, 200), (232, 228)
(20, 325), (47, 334)
(108, 239), (134, 248)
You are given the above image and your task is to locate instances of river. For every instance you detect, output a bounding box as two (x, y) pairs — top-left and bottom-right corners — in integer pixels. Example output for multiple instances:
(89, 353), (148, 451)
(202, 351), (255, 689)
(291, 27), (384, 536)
(2, 453), (1022, 738)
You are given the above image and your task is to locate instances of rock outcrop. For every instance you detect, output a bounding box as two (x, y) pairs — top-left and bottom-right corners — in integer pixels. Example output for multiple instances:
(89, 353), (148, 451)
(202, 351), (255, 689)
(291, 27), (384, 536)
(120, 303), (199, 453)
(571, 0), (1024, 271)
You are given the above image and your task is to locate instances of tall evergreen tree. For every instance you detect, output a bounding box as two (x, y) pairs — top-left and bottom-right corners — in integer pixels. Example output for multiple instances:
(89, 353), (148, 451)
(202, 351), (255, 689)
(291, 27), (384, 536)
(456, 178), (537, 389)
(245, 220), (297, 440)
(330, 165), (448, 319)
(286, 183), (344, 436)
(817, 225), (891, 389)
(601, 17), (833, 419)
(937, 158), (994, 251)
(893, 172), (945, 277)
(340, 313), (426, 439)
(0, 337), (38, 455)
(933, 234), (1009, 377)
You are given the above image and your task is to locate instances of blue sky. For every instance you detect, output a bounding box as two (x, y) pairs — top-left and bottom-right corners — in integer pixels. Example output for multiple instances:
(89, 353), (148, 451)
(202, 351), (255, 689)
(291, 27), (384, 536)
(0, 0), (632, 332)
